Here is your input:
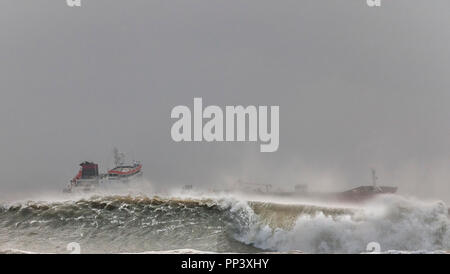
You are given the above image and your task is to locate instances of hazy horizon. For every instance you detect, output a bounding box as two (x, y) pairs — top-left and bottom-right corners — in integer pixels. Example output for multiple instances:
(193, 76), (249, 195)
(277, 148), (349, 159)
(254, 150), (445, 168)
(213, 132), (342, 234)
(1, 1), (450, 202)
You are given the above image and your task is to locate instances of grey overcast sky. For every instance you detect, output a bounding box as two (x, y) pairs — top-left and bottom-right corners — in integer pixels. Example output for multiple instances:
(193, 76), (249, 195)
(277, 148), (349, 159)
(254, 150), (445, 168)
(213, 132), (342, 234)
(1, 0), (450, 201)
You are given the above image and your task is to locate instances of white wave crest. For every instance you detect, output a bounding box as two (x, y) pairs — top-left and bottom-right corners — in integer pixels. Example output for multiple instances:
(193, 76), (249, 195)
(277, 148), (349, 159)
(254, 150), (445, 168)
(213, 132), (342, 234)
(237, 195), (450, 253)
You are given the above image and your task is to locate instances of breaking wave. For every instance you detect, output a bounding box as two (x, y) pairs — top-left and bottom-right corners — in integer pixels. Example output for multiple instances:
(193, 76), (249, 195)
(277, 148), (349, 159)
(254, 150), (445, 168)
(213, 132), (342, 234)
(242, 196), (450, 253)
(0, 194), (449, 253)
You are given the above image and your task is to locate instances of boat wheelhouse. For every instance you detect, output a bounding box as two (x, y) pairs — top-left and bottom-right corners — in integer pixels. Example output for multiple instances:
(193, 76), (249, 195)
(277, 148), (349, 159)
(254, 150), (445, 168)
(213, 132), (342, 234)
(64, 161), (101, 192)
(107, 162), (143, 180)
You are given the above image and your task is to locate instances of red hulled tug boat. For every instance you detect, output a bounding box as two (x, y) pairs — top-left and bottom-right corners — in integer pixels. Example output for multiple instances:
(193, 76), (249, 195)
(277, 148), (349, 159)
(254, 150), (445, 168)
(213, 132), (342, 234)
(64, 148), (143, 193)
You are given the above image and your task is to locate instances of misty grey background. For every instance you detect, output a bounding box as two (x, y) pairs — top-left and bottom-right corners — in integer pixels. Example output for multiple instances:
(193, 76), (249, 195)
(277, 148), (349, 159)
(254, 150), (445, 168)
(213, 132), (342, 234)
(1, 0), (450, 201)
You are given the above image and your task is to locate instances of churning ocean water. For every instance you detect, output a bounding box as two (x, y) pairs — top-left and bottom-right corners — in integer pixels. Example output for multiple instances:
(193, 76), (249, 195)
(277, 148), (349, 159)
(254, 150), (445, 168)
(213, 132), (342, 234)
(0, 190), (449, 254)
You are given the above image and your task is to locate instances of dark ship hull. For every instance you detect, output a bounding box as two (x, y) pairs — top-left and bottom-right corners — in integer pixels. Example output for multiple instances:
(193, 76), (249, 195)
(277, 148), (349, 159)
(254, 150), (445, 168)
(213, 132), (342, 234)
(232, 169), (397, 204)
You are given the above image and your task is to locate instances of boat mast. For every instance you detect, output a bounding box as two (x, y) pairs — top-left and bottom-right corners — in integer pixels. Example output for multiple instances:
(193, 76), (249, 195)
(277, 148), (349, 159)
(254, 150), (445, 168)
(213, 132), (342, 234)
(371, 168), (378, 188)
(113, 147), (125, 166)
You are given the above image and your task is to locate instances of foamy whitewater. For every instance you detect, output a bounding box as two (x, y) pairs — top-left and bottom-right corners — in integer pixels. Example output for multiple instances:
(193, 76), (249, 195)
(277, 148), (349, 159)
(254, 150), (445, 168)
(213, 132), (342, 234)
(0, 183), (449, 254)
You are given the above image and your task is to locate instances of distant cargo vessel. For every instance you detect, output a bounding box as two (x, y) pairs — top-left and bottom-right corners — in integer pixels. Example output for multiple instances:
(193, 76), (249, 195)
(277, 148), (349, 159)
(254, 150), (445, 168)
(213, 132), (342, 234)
(231, 169), (397, 203)
(64, 148), (142, 193)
